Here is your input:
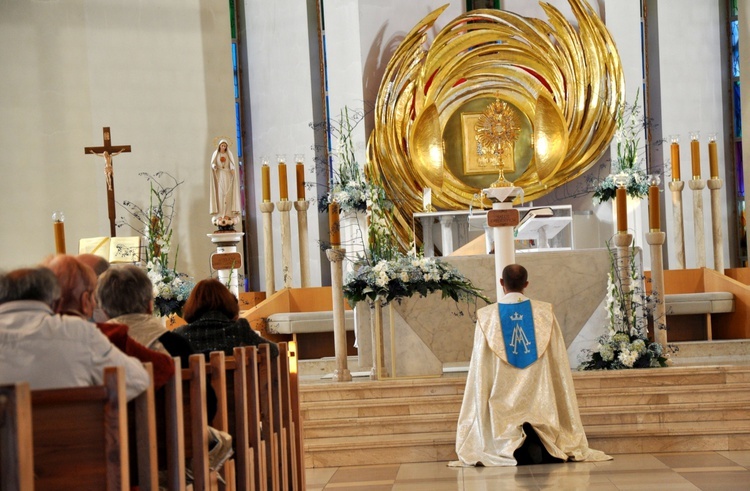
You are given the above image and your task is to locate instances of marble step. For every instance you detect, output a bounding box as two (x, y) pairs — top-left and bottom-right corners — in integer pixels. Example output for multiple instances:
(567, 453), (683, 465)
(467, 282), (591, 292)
(580, 401), (750, 425)
(572, 365), (750, 389)
(299, 377), (465, 402)
(304, 413), (458, 439)
(575, 383), (750, 407)
(302, 393), (462, 421)
(304, 431), (457, 468)
(303, 399), (750, 439)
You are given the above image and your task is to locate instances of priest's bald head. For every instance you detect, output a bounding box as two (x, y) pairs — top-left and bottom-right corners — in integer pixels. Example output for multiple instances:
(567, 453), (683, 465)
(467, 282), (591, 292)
(500, 264), (528, 294)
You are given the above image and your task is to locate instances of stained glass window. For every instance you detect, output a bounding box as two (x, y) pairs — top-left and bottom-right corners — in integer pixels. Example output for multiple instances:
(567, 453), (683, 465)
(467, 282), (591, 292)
(732, 20), (739, 77)
(734, 81), (742, 139)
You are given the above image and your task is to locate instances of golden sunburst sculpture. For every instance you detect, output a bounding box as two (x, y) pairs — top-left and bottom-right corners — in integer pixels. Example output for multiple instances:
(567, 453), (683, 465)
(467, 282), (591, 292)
(474, 97), (521, 188)
(366, 0), (624, 250)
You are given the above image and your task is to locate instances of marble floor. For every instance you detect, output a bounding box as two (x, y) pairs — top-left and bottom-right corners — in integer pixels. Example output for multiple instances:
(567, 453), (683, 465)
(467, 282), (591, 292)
(305, 451), (750, 490)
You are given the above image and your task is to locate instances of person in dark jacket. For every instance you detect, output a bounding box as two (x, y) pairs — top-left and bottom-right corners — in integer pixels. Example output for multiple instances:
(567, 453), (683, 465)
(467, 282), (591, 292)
(176, 278), (278, 359)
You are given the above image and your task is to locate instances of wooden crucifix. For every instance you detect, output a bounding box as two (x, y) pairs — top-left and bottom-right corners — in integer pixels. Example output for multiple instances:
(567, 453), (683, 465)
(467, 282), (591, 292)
(85, 127), (131, 237)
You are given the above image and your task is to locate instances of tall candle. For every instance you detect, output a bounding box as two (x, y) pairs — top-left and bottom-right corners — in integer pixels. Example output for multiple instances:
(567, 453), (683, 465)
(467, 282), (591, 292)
(708, 136), (719, 179)
(648, 184), (660, 231)
(670, 141), (681, 181)
(690, 134), (701, 179)
(616, 186), (627, 233)
(278, 162), (288, 201)
(295, 162), (305, 200)
(329, 202), (341, 246)
(52, 211), (66, 254)
(261, 164), (270, 202)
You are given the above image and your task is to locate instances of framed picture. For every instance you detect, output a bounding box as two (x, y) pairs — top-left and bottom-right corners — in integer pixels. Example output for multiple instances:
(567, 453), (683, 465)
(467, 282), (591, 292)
(466, 0), (501, 10)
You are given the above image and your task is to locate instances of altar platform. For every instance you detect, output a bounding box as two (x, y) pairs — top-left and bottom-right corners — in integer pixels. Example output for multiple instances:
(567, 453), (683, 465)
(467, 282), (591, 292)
(298, 343), (750, 468)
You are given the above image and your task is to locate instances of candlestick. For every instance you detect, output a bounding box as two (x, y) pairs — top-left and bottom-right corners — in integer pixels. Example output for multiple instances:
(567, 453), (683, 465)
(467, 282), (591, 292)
(708, 133), (719, 179)
(329, 202), (341, 246)
(616, 186), (627, 232)
(52, 211), (66, 254)
(295, 154), (305, 200)
(669, 135), (681, 181)
(277, 155), (288, 201)
(690, 131), (701, 179)
(261, 159), (271, 202)
(648, 175), (661, 231)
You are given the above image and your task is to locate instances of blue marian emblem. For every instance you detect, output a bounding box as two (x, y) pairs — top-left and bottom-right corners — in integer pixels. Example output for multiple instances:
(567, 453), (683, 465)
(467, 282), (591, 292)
(499, 300), (538, 368)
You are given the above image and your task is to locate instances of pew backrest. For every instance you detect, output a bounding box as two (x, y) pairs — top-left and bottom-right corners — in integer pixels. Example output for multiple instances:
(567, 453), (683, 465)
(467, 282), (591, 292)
(30, 366), (129, 491)
(0, 382), (34, 491)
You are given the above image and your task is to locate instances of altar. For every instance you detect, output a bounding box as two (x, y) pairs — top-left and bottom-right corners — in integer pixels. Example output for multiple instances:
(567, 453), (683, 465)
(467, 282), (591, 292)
(414, 205), (574, 257)
(355, 248), (612, 378)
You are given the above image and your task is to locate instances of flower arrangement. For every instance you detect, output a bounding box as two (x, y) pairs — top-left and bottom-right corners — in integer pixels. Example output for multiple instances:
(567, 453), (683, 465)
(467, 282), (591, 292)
(592, 92), (650, 203)
(579, 240), (669, 370)
(118, 172), (195, 317)
(343, 250), (490, 306)
(318, 107), (374, 214)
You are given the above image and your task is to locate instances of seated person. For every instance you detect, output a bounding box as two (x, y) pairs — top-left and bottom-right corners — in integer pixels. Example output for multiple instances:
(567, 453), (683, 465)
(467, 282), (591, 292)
(0, 266), (149, 401)
(96, 264), (197, 367)
(175, 278), (278, 359)
(76, 252), (111, 323)
(453, 264), (611, 466)
(45, 254), (175, 390)
(96, 264), (232, 472)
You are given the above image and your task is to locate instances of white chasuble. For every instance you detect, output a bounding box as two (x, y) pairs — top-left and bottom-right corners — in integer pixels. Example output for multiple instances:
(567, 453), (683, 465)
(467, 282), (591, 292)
(452, 294), (611, 466)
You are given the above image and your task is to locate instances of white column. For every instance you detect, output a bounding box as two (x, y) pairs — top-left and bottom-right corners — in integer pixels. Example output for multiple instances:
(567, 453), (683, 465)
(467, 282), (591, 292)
(277, 200), (293, 288)
(260, 202), (275, 296)
(326, 247), (351, 382)
(438, 215), (455, 256)
(689, 179), (707, 268)
(294, 200), (311, 287)
(668, 180), (686, 269)
(646, 231), (668, 347)
(420, 216), (435, 257)
(708, 178), (725, 273)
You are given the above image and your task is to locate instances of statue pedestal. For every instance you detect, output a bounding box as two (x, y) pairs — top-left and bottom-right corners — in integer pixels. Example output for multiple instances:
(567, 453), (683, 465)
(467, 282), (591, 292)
(207, 231), (245, 297)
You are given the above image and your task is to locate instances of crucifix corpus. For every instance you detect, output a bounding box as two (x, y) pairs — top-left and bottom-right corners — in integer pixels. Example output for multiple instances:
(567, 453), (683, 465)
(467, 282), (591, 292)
(85, 127), (131, 237)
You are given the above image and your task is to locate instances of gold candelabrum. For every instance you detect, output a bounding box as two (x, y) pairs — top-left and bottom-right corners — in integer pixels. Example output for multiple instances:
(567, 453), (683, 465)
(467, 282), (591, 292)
(475, 97), (521, 188)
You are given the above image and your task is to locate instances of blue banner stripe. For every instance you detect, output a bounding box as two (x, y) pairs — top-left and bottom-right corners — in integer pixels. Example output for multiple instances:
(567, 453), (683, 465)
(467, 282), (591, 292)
(499, 300), (538, 368)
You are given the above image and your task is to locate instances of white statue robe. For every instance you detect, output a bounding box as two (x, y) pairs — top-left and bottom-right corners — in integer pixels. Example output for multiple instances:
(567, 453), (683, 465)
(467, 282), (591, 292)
(210, 141), (241, 218)
(453, 293), (611, 466)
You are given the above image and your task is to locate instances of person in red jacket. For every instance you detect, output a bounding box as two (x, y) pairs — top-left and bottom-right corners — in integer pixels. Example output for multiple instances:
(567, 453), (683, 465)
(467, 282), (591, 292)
(45, 254), (175, 389)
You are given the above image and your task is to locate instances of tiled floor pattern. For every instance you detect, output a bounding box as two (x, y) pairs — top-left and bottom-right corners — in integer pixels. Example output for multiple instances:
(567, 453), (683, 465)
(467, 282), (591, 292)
(305, 451), (750, 490)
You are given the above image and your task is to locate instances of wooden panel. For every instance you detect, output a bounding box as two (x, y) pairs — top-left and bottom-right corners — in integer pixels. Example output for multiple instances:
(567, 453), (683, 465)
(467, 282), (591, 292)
(703, 268), (750, 339)
(0, 382), (34, 491)
(31, 366), (128, 491)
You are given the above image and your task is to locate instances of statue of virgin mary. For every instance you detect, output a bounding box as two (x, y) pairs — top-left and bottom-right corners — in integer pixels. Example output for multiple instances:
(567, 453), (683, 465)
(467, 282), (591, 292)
(209, 139), (242, 230)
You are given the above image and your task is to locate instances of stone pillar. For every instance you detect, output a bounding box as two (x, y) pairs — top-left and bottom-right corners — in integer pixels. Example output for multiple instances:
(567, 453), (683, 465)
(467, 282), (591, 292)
(613, 232), (634, 322)
(420, 216), (435, 257)
(260, 201), (275, 296)
(645, 231), (668, 347)
(483, 187), (523, 301)
(707, 178), (725, 273)
(326, 247), (351, 382)
(294, 200), (311, 287)
(277, 199), (294, 288)
(668, 180), (686, 269)
(689, 178), (707, 268)
(207, 232), (245, 298)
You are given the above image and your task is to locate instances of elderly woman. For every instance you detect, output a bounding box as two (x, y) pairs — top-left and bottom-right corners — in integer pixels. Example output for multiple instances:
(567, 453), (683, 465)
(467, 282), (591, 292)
(175, 278), (278, 358)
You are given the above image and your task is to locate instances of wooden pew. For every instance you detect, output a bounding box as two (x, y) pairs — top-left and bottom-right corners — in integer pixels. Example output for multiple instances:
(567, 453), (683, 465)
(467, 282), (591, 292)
(30, 366), (129, 490)
(232, 346), (265, 491)
(207, 351), (236, 490)
(163, 357), (187, 490)
(132, 363), (158, 491)
(0, 382), (34, 491)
